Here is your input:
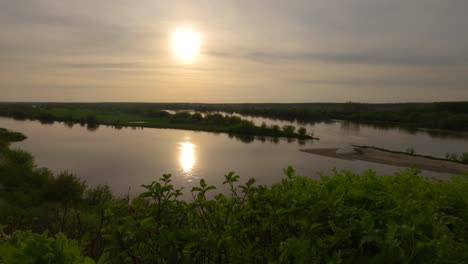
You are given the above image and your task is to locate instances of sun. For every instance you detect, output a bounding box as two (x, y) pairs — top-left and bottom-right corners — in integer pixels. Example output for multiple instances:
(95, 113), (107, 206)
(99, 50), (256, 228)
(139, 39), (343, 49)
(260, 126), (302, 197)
(171, 27), (201, 63)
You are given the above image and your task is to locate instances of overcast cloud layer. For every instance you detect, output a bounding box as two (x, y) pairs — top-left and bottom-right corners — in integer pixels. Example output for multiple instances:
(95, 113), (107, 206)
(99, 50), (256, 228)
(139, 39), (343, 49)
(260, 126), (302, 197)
(1, 0), (467, 102)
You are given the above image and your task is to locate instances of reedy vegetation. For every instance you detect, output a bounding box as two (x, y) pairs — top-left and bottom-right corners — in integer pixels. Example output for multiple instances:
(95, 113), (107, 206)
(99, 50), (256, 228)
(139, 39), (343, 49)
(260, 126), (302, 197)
(1, 128), (468, 263)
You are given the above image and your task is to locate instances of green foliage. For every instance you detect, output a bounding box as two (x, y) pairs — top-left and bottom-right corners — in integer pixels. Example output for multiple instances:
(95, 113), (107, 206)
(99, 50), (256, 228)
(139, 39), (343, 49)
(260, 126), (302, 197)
(462, 153), (468, 164)
(270, 124), (280, 132)
(3, 167), (468, 263)
(0, 128), (27, 142)
(95, 168), (468, 263)
(297, 127), (307, 136)
(0, 231), (94, 263)
(45, 171), (87, 205)
(84, 185), (113, 207)
(282, 125), (296, 134)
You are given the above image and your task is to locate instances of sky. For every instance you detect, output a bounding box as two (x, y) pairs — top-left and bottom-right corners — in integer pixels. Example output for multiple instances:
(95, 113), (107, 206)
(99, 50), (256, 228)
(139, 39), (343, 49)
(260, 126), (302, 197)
(1, 0), (467, 103)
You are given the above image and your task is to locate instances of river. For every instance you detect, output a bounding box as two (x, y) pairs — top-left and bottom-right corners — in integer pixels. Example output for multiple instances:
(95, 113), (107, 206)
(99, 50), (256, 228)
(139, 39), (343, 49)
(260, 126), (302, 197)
(1, 116), (467, 195)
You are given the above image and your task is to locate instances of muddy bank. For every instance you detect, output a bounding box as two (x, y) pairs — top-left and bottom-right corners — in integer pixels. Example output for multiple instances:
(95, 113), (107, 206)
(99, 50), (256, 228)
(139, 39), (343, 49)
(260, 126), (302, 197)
(300, 147), (468, 174)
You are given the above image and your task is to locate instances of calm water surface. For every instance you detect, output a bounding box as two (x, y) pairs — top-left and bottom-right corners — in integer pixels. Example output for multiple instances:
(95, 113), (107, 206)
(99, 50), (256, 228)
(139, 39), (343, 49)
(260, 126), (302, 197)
(1, 116), (467, 195)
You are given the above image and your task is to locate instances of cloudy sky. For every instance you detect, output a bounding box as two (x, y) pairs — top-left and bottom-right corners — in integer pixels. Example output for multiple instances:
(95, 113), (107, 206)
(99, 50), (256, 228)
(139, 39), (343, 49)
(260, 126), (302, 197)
(1, 0), (467, 102)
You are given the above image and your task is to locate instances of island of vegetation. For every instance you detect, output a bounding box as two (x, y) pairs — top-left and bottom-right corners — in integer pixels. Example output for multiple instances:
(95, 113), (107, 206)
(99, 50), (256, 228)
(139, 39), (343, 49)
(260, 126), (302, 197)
(1, 127), (468, 263)
(0, 103), (318, 140)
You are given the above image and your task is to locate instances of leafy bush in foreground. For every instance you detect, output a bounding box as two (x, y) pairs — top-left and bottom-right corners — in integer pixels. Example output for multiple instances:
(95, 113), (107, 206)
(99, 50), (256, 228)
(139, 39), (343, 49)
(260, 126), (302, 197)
(95, 168), (468, 263)
(0, 229), (94, 264)
(2, 167), (468, 263)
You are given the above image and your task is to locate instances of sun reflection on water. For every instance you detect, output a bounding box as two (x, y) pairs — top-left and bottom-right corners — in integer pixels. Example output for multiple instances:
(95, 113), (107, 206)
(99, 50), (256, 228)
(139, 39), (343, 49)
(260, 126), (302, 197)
(179, 140), (196, 176)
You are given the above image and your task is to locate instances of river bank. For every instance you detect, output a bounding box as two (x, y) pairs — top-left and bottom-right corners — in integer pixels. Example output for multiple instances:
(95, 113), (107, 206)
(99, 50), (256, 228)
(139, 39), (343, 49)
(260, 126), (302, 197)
(300, 147), (468, 174)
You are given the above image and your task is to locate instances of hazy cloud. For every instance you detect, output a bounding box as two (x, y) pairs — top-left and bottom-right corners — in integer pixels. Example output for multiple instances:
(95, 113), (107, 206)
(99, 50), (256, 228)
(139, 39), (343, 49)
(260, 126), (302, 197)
(292, 78), (468, 87)
(1, 0), (467, 102)
(208, 49), (468, 67)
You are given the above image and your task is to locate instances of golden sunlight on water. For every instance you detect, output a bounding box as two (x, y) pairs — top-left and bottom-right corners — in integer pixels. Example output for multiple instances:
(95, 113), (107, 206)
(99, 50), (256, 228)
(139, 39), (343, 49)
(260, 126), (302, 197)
(179, 140), (196, 176)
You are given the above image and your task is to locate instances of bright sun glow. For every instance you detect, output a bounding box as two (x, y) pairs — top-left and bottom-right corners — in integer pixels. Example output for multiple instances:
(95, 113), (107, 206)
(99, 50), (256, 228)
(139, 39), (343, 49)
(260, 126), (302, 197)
(171, 27), (201, 63)
(179, 141), (195, 174)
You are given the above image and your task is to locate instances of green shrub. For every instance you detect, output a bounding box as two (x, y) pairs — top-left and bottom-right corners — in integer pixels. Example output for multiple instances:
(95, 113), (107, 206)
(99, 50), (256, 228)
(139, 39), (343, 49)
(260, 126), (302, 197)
(461, 152), (468, 164)
(5, 149), (33, 167)
(270, 124), (280, 132)
(0, 129), (26, 142)
(45, 172), (87, 205)
(0, 231), (94, 264)
(282, 125), (296, 134)
(297, 127), (307, 135)
(97, 168), (468, 263)
(85, 185), (113, 207)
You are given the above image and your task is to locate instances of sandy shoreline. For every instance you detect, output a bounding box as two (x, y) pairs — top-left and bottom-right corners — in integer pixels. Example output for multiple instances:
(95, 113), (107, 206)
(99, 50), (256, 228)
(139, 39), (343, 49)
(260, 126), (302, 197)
(300, 147), (468, 174)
